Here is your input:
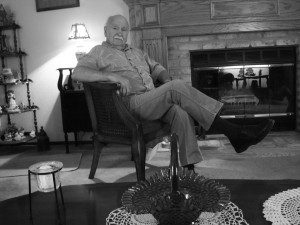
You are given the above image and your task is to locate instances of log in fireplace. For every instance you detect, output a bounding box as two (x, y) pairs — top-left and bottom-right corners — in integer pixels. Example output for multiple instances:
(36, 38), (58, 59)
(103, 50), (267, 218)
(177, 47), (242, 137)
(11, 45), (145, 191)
(190, 46), (296, 131)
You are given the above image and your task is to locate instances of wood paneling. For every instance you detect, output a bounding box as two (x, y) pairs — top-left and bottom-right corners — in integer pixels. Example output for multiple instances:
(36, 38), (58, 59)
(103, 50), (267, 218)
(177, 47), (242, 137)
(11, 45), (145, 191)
(143, 4), (159, 25)
(143, 39), (163, 64)
(162, 19), (300, 37)
(160, 0), (211, 26)
(211, 0), (279, 19)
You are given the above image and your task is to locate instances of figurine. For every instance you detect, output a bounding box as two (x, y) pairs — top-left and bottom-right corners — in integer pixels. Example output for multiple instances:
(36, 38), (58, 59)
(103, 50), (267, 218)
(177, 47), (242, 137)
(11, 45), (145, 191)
(37, 126), (50, 151)
(1, 68), (17, 83)
(14, 132), (22, 141)
(29, 130), (36, 137)
(245, 67), (255, 76)
(238, 68), (244, 78)
(6, 90), (19, 112)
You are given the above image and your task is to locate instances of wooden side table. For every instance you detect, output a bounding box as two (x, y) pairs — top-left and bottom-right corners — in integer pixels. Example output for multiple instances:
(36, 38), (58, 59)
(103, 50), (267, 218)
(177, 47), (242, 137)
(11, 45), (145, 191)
(57, 68), (92, 153)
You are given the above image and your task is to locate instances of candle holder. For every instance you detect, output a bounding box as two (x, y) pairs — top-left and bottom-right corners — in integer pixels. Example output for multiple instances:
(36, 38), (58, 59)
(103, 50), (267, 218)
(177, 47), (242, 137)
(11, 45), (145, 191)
(28, 161), (65, 224)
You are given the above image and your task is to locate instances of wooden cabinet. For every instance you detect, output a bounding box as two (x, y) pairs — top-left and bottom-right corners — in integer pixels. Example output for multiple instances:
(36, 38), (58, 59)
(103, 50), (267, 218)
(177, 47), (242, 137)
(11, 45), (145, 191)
(0, 23), (38, 145)
(57, 68), (92, 153)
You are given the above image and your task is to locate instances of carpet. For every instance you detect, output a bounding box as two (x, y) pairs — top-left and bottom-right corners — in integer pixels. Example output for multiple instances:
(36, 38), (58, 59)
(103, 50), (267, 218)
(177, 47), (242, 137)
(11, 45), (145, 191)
(0, 180), (299, 225)
(0, 150), (82, 178)
(93, 132), (300, 182)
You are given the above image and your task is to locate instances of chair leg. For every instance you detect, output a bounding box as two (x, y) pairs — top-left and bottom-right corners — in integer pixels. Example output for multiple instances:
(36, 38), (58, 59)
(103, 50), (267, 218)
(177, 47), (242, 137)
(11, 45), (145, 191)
(74, 132), (78, 146)
(89, 139), (105, 179)
(131, 134), (146, 181)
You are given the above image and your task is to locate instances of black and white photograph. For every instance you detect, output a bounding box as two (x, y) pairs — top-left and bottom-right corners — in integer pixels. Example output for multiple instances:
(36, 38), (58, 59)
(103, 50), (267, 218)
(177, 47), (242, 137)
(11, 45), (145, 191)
(0, 1), (300, 225)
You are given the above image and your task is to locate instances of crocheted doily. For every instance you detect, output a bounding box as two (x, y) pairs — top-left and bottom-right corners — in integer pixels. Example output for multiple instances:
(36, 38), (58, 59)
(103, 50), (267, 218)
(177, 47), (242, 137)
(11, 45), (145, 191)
(106, 202), (248, 225)
(263, 187), (300, 225)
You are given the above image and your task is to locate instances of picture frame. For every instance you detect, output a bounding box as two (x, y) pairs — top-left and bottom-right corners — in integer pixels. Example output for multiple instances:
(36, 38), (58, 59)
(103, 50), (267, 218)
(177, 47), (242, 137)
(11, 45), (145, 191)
(35, 0), (80, 12)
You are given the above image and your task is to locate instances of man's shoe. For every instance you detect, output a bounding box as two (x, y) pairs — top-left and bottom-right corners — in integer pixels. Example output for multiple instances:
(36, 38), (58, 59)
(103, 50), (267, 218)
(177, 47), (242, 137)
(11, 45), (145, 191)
(230, 119), (275, 153)
(182, 164), (195, 173)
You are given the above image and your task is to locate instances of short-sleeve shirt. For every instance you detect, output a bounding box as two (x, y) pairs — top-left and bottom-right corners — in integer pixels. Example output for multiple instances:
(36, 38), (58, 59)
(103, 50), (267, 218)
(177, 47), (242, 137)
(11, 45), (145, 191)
(76, 41), (166, 95)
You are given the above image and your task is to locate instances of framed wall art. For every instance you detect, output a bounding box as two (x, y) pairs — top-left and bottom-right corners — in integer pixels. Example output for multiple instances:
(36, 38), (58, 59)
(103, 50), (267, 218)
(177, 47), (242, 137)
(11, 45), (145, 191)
(35, 0), (80, 12)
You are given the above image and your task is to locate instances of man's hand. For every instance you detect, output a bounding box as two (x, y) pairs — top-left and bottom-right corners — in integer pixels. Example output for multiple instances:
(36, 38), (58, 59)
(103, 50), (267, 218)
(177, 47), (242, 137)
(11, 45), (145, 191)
(108, 74), (131, 96)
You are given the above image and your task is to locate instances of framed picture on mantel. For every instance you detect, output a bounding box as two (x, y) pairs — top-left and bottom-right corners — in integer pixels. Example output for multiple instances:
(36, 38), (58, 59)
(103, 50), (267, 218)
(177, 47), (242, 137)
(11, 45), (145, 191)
(35, 0), (80, 12)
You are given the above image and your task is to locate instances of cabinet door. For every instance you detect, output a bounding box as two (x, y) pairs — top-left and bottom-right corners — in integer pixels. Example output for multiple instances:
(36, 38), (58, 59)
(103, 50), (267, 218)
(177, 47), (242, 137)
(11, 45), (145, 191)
(60, 91), (92, 132)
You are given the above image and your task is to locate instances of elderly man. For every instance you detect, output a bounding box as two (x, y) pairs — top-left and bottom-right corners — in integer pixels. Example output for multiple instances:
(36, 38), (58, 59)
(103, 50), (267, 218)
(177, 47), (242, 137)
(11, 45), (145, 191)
(72, 14), (274, 170)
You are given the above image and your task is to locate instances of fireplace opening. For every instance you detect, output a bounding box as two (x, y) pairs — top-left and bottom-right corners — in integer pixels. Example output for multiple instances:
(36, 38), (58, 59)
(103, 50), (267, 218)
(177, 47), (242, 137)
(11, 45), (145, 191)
(190, 46), (296, 131)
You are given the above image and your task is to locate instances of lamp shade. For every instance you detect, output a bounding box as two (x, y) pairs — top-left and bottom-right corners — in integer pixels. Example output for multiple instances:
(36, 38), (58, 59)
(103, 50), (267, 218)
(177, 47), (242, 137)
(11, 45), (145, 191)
(68, 23), (90, 40)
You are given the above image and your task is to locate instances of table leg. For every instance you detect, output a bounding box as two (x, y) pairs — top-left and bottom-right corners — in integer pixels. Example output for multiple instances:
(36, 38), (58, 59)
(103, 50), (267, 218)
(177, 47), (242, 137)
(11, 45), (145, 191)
(52, 173), (62, 225)
(28, 170), (33, 221)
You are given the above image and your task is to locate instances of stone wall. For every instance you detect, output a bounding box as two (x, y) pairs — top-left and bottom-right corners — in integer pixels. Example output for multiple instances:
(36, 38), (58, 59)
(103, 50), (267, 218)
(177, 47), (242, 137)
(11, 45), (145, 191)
(167, 30), (300, 130)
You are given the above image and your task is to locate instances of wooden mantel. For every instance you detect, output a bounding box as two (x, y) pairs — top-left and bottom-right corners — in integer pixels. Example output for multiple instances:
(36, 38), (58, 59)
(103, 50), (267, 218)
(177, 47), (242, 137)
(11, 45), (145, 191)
(123, 0), (300, 67)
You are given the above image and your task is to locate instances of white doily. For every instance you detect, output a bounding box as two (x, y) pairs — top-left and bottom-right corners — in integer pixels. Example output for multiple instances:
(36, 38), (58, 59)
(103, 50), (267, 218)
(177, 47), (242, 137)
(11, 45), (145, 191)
(263, 187), (300, 225)
(106, 202), (248, 225)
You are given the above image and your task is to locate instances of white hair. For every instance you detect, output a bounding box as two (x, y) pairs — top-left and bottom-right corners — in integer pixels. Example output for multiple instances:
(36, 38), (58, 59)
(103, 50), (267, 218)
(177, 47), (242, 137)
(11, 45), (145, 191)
(105, 15), (128, 27)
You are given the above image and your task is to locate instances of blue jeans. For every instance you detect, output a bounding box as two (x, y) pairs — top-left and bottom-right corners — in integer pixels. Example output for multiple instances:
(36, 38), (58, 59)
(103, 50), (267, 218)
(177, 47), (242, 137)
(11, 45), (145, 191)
(128, 80), (223, 166)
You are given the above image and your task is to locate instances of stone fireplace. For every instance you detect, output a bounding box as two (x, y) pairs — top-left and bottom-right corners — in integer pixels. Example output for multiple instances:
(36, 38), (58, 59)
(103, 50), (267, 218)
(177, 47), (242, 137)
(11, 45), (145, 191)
(123, 0), (300, 131)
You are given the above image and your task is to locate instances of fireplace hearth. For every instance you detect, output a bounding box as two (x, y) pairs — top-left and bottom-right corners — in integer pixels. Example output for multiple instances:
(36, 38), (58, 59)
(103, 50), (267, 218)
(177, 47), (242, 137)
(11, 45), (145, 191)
(190, 46), (296, 131)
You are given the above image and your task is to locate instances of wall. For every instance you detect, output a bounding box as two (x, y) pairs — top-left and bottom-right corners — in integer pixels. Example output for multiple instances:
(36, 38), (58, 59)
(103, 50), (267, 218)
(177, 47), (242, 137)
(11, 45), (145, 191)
(0, 0), (129, 141)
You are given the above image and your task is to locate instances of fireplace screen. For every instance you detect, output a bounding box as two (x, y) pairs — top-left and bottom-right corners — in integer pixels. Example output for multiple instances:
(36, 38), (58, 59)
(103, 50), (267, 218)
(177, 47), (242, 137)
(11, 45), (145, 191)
(191, 46), (296, 130)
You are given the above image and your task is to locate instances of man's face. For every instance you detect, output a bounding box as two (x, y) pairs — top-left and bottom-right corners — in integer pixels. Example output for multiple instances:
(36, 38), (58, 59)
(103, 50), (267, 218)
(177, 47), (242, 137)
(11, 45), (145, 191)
(105, 16), (129, 47)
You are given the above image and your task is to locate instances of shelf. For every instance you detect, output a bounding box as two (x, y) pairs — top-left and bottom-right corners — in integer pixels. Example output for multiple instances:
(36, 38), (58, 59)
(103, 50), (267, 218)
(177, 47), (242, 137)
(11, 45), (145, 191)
(0, 20), (39, 138)
(0, 107), (39, 116)
(235, 75), (269, 81)
(0, 51), (27, 57)
(0, 135), (36, 146)
(0, 23), (20, 31)
(0, 79), (33, 86)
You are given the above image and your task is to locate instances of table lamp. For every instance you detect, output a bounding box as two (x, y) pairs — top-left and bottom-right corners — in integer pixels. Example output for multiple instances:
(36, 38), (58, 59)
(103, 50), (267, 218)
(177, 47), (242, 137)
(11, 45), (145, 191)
(68, 23), (90, 60)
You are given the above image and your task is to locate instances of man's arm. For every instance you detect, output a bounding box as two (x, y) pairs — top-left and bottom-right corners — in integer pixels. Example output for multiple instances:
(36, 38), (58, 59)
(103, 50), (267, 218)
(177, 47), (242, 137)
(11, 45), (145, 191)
(72, 66), (111, 82)
(157, 70), (171, 84)
(141, 50), (171, 84)
(72, 66), (132, 96)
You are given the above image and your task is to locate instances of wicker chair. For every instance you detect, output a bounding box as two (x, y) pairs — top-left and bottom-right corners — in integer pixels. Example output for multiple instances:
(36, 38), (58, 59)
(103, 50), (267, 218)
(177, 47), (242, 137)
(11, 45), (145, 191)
(83, 82), (170, 181)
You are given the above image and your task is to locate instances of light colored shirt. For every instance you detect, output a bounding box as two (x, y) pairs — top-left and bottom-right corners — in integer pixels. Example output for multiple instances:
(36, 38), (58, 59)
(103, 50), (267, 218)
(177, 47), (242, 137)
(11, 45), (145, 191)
(76, 41), (166, 95)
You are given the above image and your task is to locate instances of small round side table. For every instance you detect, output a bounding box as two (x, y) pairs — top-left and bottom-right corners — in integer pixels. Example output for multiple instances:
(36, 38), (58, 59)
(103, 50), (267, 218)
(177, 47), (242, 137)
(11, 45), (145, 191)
(28, 161), (65, 224)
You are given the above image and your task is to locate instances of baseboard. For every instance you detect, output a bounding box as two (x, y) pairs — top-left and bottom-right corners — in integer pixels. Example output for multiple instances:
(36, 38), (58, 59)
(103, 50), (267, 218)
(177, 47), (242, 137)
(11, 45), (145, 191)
(15, 140), (93, 146)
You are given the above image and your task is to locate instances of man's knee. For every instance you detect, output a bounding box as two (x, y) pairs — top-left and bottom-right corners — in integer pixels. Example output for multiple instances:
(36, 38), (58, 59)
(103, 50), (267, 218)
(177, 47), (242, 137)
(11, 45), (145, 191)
(164, 105), (191, 123)
(170, 79), (187, 89)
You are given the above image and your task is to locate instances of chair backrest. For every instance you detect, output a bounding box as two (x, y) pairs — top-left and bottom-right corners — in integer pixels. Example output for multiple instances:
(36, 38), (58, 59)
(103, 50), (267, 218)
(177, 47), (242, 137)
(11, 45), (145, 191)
(83, 82), (132, 140)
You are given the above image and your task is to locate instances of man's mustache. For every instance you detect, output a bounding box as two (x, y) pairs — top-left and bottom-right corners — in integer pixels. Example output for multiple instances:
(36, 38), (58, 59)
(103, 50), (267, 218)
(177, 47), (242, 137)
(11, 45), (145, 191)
(114, 35), (124, 41)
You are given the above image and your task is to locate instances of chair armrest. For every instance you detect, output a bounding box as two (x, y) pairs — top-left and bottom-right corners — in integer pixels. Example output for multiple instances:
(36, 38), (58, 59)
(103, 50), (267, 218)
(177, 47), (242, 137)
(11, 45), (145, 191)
(87, 81), (121, 90)
(83, 81), (142, 132)
(57, 68), (74, 92)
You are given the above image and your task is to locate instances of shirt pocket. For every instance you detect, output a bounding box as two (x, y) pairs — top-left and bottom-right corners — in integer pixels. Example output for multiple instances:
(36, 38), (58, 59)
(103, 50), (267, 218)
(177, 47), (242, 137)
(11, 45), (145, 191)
(131, 56), (150, 74)
(103, 54), (131, 72)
